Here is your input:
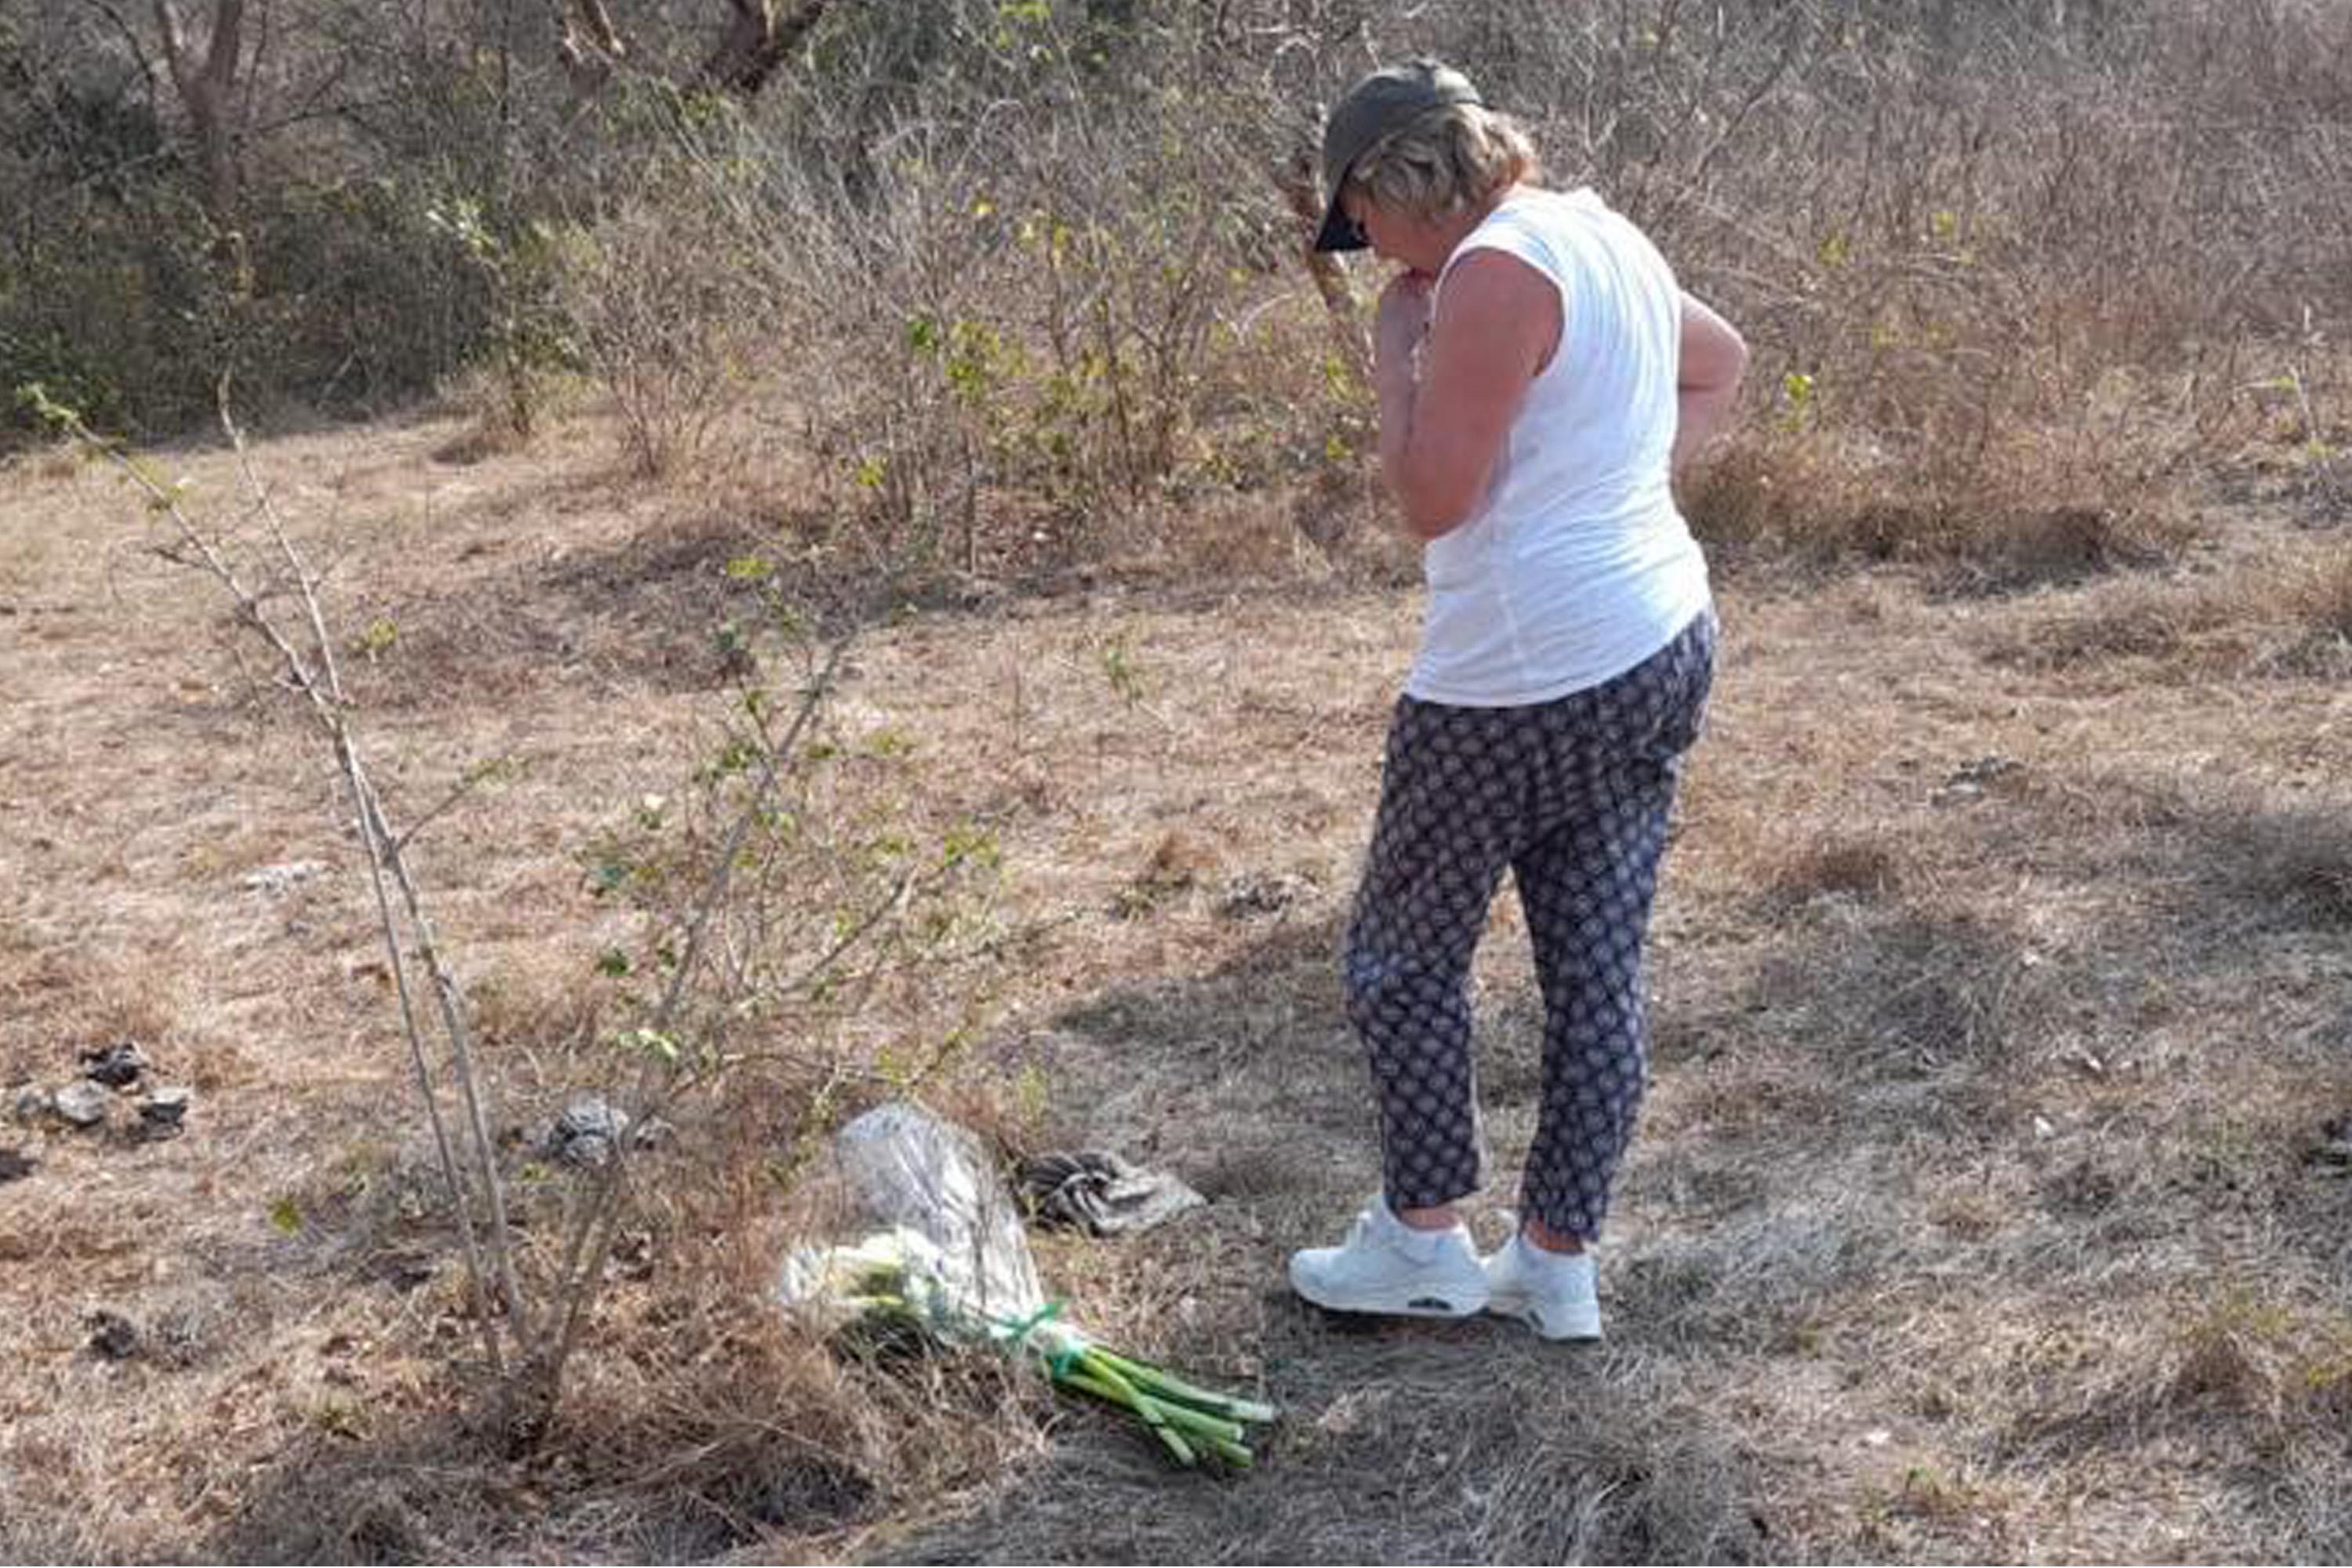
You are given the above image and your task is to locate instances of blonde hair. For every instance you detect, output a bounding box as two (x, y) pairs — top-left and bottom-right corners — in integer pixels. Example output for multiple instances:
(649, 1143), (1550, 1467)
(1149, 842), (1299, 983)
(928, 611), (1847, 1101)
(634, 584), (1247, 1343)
(1345, 102), (1544, 224)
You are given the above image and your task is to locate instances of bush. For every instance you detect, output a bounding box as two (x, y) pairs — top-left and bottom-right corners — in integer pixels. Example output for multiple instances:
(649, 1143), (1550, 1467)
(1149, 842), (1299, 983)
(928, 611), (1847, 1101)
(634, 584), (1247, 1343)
(8, 0), (2348, 574)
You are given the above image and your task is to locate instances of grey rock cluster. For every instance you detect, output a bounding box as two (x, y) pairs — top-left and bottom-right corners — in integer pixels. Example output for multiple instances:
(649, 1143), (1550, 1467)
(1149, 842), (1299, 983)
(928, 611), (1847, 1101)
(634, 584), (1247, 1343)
(4, 1041), (194, 1151)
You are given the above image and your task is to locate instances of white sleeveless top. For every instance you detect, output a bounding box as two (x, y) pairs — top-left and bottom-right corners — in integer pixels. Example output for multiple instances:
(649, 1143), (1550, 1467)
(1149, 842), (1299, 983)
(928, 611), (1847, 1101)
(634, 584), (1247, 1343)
(1406, 187), (1711, 707)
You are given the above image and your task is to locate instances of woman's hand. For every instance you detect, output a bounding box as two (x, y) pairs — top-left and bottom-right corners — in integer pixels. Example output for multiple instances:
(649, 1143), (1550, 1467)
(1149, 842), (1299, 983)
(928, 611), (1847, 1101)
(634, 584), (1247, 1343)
(1374, 252), (1555, 541)
(1374, 270), (1436, 375)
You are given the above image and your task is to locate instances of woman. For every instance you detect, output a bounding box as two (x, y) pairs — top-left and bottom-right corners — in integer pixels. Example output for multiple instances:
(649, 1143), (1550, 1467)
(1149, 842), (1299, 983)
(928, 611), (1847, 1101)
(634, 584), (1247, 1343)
(1287, 60), (1747, 1340)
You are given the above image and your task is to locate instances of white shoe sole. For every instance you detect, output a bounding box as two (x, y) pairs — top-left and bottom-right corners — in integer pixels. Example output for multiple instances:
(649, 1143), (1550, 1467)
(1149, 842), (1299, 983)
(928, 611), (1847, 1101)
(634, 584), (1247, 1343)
(1288, 1261), (1490, 1319)
(1486, 1287), (1601, 1341)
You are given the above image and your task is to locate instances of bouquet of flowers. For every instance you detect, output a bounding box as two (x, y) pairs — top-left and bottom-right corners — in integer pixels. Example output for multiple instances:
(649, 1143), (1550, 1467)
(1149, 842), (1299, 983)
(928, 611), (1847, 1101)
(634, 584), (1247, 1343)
(782, 1227), (1276, 1468)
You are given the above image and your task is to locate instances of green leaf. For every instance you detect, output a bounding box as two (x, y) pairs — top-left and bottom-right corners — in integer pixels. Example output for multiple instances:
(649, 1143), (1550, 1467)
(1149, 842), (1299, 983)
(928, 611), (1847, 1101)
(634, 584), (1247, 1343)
(618, 1026), (680, 1064)
(267, 1196), (303, 1235)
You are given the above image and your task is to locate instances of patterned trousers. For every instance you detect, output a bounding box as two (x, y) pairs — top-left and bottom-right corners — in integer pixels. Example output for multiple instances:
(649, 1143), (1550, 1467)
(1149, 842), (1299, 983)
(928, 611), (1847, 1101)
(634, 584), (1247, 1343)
(1342, 610), (1716, 1242)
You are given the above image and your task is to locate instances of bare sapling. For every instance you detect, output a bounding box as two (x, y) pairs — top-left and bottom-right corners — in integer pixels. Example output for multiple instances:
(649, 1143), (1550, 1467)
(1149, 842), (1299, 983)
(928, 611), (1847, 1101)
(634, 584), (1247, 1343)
(20, 379), (888, 1439)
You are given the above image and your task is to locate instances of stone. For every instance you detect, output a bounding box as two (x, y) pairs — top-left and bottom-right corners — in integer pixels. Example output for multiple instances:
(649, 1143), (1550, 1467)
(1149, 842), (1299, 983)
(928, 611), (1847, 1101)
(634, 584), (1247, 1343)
(11, 1085), (53, 1123)
(241, 860), (327, 895)
(53, 1080), (111, 1129)
(0, 1147), (32, 1182)
(140, 1087), (192, 1136)
(541, 1096), (631, 1169)
(2310, 1113), (2352, 1172)
(1218, 871), (1310, 920)
(80, 1041), (150, 1090)
(85, 1310), (139, 1360)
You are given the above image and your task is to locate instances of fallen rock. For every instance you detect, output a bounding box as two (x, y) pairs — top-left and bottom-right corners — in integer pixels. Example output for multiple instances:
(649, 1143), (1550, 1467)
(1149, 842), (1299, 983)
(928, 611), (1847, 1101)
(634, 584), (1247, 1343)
(140, 1087), (193, 1137)
(241, 860), (327, 895)
(86, 1310), (140, 1360)
(11, 1085), (53, 1123)
(2309, 1113), (2352, 1174)
(53, 1081), (112, 1129)
(80, 1041), (150, 1090)
(539, 1096), (631, 1169)
(1218, 871), (1310, 920)
(0, 1147), (33, 1182)
(1933, 755), (2024, 805)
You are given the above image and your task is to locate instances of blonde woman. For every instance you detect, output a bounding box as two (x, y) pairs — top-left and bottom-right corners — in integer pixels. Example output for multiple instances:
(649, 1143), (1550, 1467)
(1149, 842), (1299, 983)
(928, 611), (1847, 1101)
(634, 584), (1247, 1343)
(1287, 60), (1747, 1340)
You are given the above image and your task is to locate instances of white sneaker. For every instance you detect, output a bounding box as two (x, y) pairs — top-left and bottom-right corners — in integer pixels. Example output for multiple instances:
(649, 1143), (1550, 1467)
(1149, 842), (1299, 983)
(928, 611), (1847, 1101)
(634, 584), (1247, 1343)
(1288, 1198), (1490, 1319)
(1483, 1233), (1602, 1341)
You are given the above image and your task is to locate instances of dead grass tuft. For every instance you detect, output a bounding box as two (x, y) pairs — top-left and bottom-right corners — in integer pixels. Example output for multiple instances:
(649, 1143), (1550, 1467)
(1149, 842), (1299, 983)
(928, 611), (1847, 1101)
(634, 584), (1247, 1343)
(2161, 1295), (2352, 1428)
(1757, 906), (2031, 1079)
(541, 1304), (1021, 1560)
(2224, 804), (2352, 929)
(1759, 829), (1906, 906)
(1616, 1203), (1887, 1357)
(1686, 421), (2199, 593)
(1472, 1361), (1774, 1564)
(2258, 545), (2352, 676)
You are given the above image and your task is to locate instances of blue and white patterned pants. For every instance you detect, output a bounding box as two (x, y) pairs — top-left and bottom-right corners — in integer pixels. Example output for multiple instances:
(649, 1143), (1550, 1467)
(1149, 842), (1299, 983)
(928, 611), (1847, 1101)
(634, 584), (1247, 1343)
(1342, 609), (1716, 1242)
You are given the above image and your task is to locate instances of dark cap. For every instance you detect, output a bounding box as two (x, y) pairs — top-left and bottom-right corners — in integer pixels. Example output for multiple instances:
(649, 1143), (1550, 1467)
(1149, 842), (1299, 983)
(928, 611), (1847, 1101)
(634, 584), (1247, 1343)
(1313, 60), (1483, 253)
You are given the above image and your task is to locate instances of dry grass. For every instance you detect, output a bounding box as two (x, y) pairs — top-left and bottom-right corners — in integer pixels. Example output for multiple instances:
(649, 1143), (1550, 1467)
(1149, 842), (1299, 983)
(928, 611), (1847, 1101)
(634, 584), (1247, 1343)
(5, 402), (2352, 1566)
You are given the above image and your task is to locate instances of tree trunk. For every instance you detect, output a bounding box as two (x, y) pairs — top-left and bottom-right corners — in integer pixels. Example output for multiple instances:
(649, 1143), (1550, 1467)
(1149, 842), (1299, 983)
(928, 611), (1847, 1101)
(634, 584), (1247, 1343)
(554, 0), (627, 98)
(695, 0), (829, 99)
(150, 0), (244, 241)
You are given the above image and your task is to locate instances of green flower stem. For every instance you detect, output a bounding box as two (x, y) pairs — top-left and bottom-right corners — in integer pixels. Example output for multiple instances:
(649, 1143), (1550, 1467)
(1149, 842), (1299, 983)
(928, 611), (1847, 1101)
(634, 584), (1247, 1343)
(1092, 1350), (1277, 1425)
(1204, 1435), (1256, 1468)
(1070, 1356), (1197, 1465)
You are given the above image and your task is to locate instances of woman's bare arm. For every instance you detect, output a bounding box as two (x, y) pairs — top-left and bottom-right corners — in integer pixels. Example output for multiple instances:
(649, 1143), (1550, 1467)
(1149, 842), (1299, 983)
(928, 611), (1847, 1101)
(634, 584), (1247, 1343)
(1673, 292), (1748, 470)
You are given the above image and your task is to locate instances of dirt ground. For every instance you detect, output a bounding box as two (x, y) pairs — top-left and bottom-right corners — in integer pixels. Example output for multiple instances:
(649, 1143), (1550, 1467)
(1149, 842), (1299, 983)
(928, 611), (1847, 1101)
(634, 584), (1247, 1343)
(2, 409), (2349, 1563)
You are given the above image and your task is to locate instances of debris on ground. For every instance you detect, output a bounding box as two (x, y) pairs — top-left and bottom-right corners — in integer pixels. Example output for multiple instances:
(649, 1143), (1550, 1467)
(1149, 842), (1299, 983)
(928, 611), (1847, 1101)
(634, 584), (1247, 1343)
(1933, 755), (2024, 804)
(139, 1088), (193, 1138)
(544, 1096), (629, 1167)
(79, 1042), (150, 1090)
(1114, 830), (1221, 917)
(240, 860), (327, 894)
(1015, 1149), (1204, 1236)
(1217, 871), (1312, 920)
(2308, 1113), (2352, 1174)
(53, 1081), (112, 1130)
(85, 1310), (140, 1360)
(0, 1148), (33, 1183)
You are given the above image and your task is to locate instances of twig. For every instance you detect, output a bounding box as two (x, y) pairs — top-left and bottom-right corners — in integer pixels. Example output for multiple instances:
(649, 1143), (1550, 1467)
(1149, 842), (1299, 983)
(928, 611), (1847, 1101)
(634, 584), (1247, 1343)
(38, 385), (521, 1378)
(543, 640), (851, 1388)
(218, 390), (534, 1352)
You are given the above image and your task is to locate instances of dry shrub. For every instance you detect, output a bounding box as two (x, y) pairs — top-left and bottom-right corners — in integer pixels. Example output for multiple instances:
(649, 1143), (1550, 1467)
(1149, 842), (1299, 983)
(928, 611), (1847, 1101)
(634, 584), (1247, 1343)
(1995, 539), (2352, 677)
(1686, 421), (2198, 588)
(2287, 548), (2352, 640)
(546, 1299), (1030, 1560)
(1546, 1), (2351, 584)
(223, 1051), (1046, 1564)
(551, 184), (766, 479)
